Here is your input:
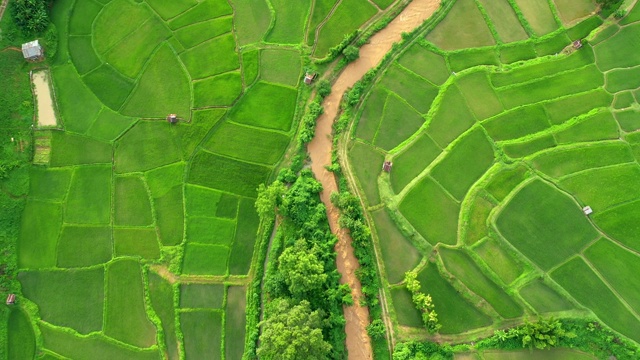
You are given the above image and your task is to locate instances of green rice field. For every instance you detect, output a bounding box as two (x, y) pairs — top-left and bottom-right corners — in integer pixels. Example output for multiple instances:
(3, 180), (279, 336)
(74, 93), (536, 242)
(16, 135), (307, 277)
(346, 0), (640, 349)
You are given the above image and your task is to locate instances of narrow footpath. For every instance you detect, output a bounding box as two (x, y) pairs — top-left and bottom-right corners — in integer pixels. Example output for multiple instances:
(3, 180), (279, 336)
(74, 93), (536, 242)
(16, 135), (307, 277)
(307, 0), (441, 358)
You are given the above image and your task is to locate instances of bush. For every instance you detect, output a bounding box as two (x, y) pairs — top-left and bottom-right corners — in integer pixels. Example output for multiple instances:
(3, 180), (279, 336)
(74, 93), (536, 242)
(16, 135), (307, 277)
(342, 45), (360, 62)
(11, 0), (49, 34)
(316, 79), (331, 98)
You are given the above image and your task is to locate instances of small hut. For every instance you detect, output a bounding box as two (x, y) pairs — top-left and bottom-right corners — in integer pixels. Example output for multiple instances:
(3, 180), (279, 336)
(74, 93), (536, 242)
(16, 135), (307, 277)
(573, 40), (583, 50)
(304, 72), (317, 85)
(22, 40), (44, 62)
(382, 161), (393, 172)
(6, 294), (16, 305)
(583, 206), (593, 215)
(166, 114), (178, 124)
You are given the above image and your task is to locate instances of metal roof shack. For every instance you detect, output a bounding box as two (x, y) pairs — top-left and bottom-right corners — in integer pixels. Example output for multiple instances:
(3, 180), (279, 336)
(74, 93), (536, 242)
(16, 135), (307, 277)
(22, 40), (44, 61)
(583, 206), (593, 215)
(304, 72), (317, 85)
(382, 161), (393, 172)
(6, 294), (16, 305)
(573, 40), (583, 50)
(167, 114), (178, 124)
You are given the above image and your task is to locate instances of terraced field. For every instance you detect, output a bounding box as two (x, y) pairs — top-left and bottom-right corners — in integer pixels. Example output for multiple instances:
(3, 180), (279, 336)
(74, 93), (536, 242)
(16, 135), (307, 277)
(348, 0), (640, 344)
(9, 0), (385, 358)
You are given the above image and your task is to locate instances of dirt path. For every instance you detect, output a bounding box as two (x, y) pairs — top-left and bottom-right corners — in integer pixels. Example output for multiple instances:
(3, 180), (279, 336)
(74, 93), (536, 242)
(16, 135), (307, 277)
(0, 0), (8, 24)
(307, 0), (441, 358)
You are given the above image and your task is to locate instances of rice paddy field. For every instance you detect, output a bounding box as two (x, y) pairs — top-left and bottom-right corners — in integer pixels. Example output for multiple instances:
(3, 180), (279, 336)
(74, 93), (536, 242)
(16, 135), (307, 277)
(347, 0), (640, 347)
(6, 0), (385, 358)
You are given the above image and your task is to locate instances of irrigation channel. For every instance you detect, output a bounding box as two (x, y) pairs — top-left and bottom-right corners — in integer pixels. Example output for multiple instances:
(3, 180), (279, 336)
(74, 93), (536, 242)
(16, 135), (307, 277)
(307, 0), (441, 358)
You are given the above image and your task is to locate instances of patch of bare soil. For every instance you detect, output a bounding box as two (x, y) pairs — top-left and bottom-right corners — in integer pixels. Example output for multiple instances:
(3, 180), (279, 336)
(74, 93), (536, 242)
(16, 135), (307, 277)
(32, 70), (57, 127)
(307, 0), (441, 358)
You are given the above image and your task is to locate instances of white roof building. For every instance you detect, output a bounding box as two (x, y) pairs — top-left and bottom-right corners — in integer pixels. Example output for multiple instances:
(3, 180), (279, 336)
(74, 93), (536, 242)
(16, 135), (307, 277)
(22, 40), (43, 61)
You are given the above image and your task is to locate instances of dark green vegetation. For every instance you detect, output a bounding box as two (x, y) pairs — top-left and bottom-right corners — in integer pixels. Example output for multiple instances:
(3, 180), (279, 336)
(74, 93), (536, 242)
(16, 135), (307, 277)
(346, 0), (640, 354)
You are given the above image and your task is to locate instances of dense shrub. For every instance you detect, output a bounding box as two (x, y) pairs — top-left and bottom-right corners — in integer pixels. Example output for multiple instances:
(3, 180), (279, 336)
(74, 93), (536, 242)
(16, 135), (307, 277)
(11, 0), (49, 34)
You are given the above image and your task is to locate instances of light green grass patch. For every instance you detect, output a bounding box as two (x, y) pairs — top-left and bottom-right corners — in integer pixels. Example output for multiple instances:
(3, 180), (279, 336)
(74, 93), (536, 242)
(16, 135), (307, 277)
(39, 324), (160, 360)
(242, 50), (260, 86)
(417, 264), (493, 333)
(68, 0), (102, 35)
(175, 16), (233, 48)
(154, 185), (185, 246)
(355, 86), (387, 143)
(266, 0), (312, 44)
(260, 49), (302, 87)
(595, 23), (640, 71)
(475, 237), (523, 285)
(482, 349), (596, 359)
(605, 66), (640, 93)
(19, 268), (104, 334)
(519, 279), (574, 313)
(431, 128), (495, 201)
(615, 109), (640, 132)
(483, 165), (528, 202)
(497, 179), (598, 270)
(68, 36), (101, 74)
(28, 167), (72, 201)
(226, 286), (247, 359)
(228, 81), (297, 132)
(180, 311), (223, 359)
(168, 0), (233, 30)
(427, 85), (476, 148)
(180, 34), (239, 79)
(87, 108), (136, 142)
(7, 309), (36, 360)
(232, 0), (271, 45)
(477, 0), (528, 42)
(93, 0), (152, 54)
(534, 31), (571, 56)
(180, 283), (225, 308)
(391, 134), (441, 194)
(532, 142), (634, 178)
(399, 177), (459, 245)
(498, 65), (603, 109)
(186, 184), (223, 217)
(567, 16), (603, 41)
(499, 42), (537, 64)
(216, 193), (239, 218)
(187, 217), (236, 245)
(397, 44), (449, 85)
(115, 120), (183, 173)
(448, 48), (500, 73)
(554, 111), (619, 144)
(551, 256), (640, 343)
(621, 1), (640, 25)
(229, 199), (261, 274)
(176, 108), (227, 158)
(51, 64), (102, 134)
(456, 70), (503, 120)
(111, 176), (161, 232)
(543, 89), (612, 125)
(591, 23), (620, 45)
(585, 238), (640, 313)
(426, 0), (495, 51)
(374, 93), (425, 151)
(464, 195), (494, 245)
(204, 122), (290, 165)
(66, 165), (112, 225)
(146, 162), (185, 198)
(105, 259), (157, 347)
(57, 226), (112, 268)
(83, 64), (136, 110)
(122, 45), (191, 118)
(18, 200), (62, 268)
(513, 0), (559, 36)
(482, 105), (550, 141)
(182, 243), (229, 275)
(559, 164), (640, 211)
(440, 248), (523, 318)
(503, 134), (557, 158)
(372, 209), (421, 284)
(314, 0), (377, 56)
(380, 63), (439, 114)
(592, 199), (640, 252)
(146, 0), (198, 20)
(349, 141), (385, 205)
(114, 228), (161, 260)
(553, 0), (596, 25)
(50, 131), (112, 167)
(194, 71), (243, 107)
(391, 287), (423, 328)
(148, 272), (180, 360)
(105, 18), (171, 79)
(613, 91), (636, 110)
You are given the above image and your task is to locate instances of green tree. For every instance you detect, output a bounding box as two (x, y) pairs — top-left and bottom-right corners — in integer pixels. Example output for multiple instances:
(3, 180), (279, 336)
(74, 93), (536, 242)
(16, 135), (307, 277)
(342, 45), (360, 62)
(404, 271), (440, 333)
(12, 0), (49, 34)
(316, 79), (331, 98)
(258, 298), (332, 360)
(278, 239), (328, 296)
(255, 180), (286, 220)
